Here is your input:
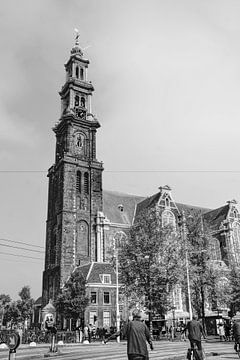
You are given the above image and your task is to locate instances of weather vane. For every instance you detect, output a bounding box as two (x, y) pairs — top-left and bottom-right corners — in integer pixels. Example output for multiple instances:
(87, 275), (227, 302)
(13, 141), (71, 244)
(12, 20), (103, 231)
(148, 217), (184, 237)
(74, 28), (80, 46)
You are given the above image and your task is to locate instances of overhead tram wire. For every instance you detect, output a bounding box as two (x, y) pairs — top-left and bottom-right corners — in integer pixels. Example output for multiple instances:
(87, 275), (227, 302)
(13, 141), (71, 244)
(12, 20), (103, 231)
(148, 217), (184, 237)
(2, 170), (240, 173)
(0, 251), (44, 261)
(0, 238), (44, 249)
(0, 243), (44, 254)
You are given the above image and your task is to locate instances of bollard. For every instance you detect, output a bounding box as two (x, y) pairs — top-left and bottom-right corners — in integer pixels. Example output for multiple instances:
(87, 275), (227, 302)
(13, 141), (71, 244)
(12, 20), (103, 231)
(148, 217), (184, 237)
(9, 349), (16, 360)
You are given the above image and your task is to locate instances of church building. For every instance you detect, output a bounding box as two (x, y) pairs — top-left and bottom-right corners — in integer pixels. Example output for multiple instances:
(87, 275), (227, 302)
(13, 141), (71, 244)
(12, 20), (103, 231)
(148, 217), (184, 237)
(42, 37), (240, 329)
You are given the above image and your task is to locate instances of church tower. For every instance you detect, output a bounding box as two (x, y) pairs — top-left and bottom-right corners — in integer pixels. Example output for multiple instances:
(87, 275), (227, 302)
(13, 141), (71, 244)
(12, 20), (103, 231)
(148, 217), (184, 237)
(42, 34), (103, 305)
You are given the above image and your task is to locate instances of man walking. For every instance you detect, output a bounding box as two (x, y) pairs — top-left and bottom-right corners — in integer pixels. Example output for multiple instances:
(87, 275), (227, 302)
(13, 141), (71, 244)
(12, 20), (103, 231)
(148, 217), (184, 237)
(124, 312), (154, 360)
(186, 316), (205, 360)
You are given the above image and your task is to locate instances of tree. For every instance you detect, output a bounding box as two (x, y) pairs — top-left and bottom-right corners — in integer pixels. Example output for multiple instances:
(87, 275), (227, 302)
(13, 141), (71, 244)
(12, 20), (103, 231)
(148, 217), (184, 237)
(184, 211), (218, 331)
(228, 267), (240, 315)
(119, 207), (185, 334)
(0, 294), (11, 329)
(16, 286), (34, 329)
(55, 270), (89, 328)
(3, 302), (20, 329)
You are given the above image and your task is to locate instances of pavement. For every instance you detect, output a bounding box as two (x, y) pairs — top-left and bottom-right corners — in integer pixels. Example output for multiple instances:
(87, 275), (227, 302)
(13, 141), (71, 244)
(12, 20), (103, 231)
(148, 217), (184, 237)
(0, 337), (237, 360)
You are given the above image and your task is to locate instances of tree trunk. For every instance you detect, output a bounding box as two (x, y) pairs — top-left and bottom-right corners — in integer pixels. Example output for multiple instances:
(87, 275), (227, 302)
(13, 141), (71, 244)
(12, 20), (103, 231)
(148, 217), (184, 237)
(200, 285), (206, 334)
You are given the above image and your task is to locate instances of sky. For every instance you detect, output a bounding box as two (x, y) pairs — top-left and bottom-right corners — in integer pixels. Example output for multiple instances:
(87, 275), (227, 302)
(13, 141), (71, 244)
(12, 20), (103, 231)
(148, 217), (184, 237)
(1, 0), (240, 300)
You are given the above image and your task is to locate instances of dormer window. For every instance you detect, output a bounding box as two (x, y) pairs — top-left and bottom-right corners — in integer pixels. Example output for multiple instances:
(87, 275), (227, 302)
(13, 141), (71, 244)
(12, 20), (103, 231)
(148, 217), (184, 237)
(118, 204), (124, 212)
(102, 274), (111, 284)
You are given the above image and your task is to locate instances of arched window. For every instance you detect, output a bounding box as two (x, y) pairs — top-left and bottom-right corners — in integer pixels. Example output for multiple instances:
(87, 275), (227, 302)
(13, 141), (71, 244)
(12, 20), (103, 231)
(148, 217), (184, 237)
(76, 66), (79, 78)
(209, 238), (221, 260)
(165, 197), (170, 207)
(50, 234), (56, 265)
(162, 210), (175, 227)
(74, 95), (79, 107)
(76, 171), (81, 193)
(76, 133), (83, 148)
(80, 68), (84, 80)
(76, 220), (89, 259)
(81, 97), (85, 108)
(84, 172), (89, 194)
(232, 222), (240, 265)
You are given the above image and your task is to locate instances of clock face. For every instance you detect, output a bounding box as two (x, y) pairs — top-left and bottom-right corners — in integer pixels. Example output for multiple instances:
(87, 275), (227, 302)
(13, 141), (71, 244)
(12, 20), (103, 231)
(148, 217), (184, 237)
(77, 109), (86, 119)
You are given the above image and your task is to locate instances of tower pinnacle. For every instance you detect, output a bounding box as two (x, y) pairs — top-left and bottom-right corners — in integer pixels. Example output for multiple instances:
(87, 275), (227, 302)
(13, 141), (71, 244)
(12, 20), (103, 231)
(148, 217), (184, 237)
(71, 28), (83, 56)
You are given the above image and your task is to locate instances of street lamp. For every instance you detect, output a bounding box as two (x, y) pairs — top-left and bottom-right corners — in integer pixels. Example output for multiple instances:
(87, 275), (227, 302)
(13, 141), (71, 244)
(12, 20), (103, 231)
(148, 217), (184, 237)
(144, 255), (153, 337)
(179, 211), (193, 320)
(113, 231), (126, 343)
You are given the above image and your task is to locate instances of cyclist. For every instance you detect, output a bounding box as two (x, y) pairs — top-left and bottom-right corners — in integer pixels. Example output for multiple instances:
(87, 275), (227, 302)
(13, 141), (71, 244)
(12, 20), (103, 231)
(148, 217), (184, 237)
(233, 319), (240, 354)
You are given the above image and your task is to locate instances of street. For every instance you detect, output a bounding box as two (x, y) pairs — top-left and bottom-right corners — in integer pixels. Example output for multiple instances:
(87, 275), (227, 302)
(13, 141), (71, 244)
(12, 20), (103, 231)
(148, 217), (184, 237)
(0, 340), (236, 360)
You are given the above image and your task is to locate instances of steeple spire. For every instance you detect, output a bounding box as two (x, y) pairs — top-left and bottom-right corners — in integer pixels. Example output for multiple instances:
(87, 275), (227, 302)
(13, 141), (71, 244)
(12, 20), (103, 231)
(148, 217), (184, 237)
(71, 28), (83, 57)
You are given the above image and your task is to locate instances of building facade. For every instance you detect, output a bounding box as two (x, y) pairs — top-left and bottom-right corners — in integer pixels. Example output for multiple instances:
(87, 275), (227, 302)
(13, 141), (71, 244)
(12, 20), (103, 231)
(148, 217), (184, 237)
(42, 39), (240, 328)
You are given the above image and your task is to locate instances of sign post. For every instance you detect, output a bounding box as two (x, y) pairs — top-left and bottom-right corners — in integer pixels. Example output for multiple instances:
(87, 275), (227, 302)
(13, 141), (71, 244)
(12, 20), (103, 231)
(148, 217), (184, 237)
(7, 333), (20, 360)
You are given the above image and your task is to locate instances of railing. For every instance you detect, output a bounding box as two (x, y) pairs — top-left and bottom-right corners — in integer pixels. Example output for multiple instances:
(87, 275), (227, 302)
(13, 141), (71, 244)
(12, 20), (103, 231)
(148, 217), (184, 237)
(0, 330), (77, 344)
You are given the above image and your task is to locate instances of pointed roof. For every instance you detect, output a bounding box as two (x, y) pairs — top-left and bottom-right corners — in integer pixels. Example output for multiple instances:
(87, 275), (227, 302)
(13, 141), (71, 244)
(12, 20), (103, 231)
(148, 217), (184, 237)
(77, 262), (117, 285)
(203, 204), (229, 231)
(103, 190), (144, 225)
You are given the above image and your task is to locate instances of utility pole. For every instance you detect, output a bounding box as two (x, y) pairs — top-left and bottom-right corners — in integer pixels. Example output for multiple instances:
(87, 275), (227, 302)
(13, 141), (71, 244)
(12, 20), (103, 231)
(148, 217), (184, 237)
(181, 211), (193, 320)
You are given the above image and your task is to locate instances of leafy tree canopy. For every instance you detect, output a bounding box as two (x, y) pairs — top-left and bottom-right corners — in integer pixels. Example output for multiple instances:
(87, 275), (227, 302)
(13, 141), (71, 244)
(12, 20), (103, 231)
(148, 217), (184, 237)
(119, 207), (185, 316)
(55, 270), (89, 321)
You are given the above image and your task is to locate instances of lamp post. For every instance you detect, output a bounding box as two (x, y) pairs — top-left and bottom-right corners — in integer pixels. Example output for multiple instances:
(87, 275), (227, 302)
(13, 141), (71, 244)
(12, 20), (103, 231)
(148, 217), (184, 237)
(144, 255), (153, 338)
(113, 231), (126, 343)
(179, 211), (193, 320)
(115, 245), (120, 343)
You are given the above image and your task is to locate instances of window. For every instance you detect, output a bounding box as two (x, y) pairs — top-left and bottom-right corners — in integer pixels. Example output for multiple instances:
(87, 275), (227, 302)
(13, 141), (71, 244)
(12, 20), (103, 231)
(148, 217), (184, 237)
(74, 95), (79, 107)
(76, 66), (79, 78)
(89, 311), (97, 325)
(232, 222), (240, 265)
(84, 172), (89, 194)
(103, 292), (110, 304)
(103, 311), (110, 327)
(81, 97), (85, 108)
(76, 171), (81, 193)
(165, 197), (170, 207)
(76, 134), (83, 148)
(90, 292), (97, 304)
(162, 210), (176, 227)
(80, 68), (84, 80)
(103, 274), (111, 284)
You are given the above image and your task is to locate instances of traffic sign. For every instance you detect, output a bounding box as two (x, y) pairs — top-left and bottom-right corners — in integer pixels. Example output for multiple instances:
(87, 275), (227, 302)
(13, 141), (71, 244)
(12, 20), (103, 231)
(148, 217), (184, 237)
(7, 333), (20, 351)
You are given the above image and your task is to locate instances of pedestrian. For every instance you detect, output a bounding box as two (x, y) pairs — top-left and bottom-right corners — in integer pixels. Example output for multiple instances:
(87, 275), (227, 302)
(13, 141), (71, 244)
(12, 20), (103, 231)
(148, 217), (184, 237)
(224, 322), (231, 341)
(218, 322), (225, 341)
(180, 321), (186, 341)
(124, 312), (154, 360)
(233, 319), (240, 353)
(83, 324), (89, 343)
(186, 315), (205, 360)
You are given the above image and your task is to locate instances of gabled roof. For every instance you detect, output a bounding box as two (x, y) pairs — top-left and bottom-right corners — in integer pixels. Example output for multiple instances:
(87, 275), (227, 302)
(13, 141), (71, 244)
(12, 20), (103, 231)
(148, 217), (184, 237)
(77, 263), (92, 279)
(203, 204), (229, 231)
(135, 190), (211, 219)
(176, 203), (211, 215)
(103, 190), (144, 225)
(78, 262), (116, 284)
(135, 192), (160, 218)
(34, 296), (42, 305)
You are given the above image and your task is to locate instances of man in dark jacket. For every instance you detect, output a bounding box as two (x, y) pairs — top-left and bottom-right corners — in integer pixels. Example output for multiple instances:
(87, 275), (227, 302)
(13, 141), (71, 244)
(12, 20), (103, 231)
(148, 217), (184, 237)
(186, 316), (205, 351)
(124, 312), (153, 360)
(233, 319), (240, 352)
